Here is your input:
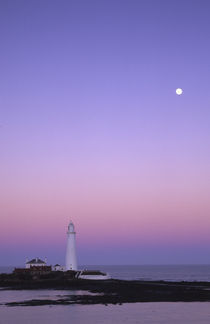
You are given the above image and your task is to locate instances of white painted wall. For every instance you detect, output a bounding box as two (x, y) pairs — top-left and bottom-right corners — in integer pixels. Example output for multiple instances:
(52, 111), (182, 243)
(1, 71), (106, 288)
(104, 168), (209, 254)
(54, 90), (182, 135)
(52, 265), (65, 271)
(65, 221), (77, 271)
(25, 262), (46, 269)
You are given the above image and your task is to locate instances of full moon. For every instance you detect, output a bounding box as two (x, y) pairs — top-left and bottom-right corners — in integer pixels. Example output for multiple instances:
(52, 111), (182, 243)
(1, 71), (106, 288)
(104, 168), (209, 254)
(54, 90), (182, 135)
(176, 88), (183, 95)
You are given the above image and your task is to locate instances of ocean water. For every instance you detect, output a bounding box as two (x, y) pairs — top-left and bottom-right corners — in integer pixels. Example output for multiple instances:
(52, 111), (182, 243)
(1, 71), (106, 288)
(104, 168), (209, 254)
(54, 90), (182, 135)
(84, 264), (210, 281)
(1, 265), (210, 323)
(1, 302), (210, 324)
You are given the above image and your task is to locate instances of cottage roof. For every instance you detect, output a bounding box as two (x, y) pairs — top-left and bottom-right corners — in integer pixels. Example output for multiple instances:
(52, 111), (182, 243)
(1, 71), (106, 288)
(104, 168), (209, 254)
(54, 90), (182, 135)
(26, 258), (46, 264)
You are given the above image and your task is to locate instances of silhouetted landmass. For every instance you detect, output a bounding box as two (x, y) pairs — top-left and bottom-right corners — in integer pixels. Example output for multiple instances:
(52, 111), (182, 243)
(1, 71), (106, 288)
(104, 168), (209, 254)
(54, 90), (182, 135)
(1, 272), (210, 305)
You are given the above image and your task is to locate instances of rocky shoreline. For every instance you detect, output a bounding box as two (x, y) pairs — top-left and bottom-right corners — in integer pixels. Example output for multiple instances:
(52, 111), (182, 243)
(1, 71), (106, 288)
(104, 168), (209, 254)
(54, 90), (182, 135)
(1, 272), (210, 306)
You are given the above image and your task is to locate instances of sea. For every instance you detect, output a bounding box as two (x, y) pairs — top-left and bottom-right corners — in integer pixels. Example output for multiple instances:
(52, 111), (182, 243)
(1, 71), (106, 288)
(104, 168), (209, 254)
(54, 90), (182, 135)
(1, 265), (210, 324)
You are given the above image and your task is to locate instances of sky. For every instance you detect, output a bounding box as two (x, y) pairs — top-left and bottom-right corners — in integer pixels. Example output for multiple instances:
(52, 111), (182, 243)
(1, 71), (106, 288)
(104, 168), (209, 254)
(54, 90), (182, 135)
(1, 0), (210, 266)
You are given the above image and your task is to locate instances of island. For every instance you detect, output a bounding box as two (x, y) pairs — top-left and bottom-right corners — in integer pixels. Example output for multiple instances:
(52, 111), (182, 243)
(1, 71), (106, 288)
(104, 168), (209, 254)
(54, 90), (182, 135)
(1, 271), (210, 306)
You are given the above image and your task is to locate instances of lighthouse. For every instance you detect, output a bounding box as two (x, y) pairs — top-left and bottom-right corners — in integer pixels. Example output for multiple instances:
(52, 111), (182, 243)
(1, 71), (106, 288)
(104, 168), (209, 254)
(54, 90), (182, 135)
(65, 221), (77, 271)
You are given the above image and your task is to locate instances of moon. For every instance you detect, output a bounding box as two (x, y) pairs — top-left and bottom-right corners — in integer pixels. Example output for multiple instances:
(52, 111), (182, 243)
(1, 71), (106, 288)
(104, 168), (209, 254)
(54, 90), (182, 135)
(176, 88), (183, 95)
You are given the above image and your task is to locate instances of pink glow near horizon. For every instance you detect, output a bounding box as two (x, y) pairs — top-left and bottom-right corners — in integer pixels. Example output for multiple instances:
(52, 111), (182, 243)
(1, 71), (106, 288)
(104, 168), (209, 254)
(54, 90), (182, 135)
(1, 162), (210, 249)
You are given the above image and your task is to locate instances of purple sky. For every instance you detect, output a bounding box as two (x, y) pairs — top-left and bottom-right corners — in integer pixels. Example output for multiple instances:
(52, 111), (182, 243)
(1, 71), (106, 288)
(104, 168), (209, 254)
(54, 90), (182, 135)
(1, 0), (210, 266)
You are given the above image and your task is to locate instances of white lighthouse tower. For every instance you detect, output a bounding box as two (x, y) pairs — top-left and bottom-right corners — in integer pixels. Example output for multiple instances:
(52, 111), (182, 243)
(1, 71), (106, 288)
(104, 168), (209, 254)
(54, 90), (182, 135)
(65, 221), (77, 271)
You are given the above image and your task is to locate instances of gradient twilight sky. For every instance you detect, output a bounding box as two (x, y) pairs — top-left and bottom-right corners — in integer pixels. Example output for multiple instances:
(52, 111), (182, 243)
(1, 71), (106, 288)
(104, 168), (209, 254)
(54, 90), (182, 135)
(1, 0), (210, 266)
